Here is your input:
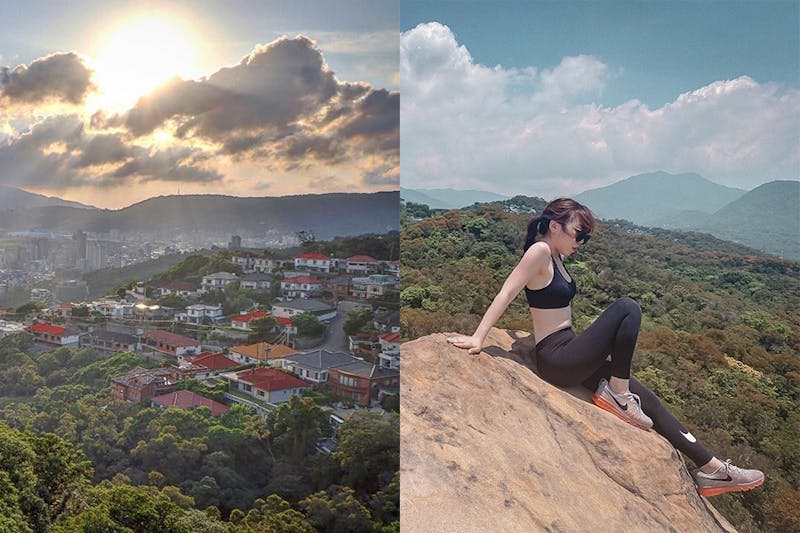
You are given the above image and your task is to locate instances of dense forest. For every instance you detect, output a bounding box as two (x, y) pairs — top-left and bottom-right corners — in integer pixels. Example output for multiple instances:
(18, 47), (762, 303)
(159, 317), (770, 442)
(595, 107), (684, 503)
(0, 334), (399, 532)
(401, 197), (799, 533)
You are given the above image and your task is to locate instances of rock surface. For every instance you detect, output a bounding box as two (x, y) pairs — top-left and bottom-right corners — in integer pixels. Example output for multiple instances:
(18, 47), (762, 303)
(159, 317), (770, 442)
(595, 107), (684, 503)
(400, 328), (736, 533)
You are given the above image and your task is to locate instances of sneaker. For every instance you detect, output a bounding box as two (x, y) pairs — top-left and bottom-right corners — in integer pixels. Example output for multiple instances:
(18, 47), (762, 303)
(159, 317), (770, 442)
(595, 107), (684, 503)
(693, 460), (765, 497)
(592, 378), (654, 430)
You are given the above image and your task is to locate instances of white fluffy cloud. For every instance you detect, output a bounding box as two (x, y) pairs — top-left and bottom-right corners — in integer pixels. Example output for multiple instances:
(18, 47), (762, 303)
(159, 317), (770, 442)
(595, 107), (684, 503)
(401, 22), (800, 197)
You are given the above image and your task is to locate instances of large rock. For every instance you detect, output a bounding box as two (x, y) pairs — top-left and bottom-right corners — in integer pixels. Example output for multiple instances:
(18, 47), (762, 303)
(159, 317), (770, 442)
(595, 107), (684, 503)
(400, 328), (736, 533)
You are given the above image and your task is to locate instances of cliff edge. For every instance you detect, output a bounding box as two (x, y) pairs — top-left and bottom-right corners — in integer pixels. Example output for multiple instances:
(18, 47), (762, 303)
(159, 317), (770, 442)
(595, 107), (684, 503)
(400, 328), (736, 533)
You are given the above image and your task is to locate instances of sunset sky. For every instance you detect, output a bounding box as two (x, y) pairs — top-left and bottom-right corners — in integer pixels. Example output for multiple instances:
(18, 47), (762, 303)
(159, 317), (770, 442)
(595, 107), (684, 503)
(401, 1), (799, 199)
(0, 0), (399, 209)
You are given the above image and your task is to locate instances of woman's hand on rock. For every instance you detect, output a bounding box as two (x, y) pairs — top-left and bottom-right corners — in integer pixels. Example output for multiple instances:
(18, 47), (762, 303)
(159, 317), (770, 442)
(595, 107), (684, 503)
(447, 335), (483, 355)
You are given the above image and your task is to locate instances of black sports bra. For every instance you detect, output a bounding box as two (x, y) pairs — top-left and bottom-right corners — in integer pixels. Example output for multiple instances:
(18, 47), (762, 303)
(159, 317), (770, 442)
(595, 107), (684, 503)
(525, 256), (576, 309)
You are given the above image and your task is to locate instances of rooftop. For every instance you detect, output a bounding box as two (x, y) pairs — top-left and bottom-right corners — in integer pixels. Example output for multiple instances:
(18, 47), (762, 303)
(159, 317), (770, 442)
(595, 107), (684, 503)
(233, 367), (310, 392)
(331, 361), (400, 380)
(151, 390), (229, 416)
(273, 299), (333, 312)
(284, 349), (359, 371)
(142, 329), (201, 347)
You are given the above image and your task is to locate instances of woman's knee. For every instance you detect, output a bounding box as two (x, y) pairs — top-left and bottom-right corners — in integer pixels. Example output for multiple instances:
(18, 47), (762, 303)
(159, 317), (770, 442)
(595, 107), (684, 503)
(614, 296), (641, 317)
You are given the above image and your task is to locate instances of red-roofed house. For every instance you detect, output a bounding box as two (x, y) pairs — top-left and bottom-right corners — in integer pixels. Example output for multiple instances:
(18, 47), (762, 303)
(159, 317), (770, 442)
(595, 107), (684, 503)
(294, 253), (332, 273)
(26, 322), (81, 346)
(281, 276), (323, 299)
(346, 255), (379, 274)
(151, 390), (229, 416)
(275, 316), (297, 336)
(141, 329), (201, 357)
(173, 351), (241, 380)
(227, 367), (311, 404)
(231, 310), (271, 331)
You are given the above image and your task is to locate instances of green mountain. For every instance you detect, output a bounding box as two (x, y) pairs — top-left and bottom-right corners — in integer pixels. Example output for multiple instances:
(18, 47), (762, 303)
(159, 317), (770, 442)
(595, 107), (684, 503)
(0, 191), (399, 240)
(401, 187), (507, 209)
(574, 171), (746, 226)
(700, 180), (800, 259)
(401, 198), (799, 532)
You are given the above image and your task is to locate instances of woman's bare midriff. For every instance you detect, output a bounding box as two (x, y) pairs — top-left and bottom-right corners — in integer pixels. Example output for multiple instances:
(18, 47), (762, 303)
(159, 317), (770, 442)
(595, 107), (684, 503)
(530, 306), (572, 344)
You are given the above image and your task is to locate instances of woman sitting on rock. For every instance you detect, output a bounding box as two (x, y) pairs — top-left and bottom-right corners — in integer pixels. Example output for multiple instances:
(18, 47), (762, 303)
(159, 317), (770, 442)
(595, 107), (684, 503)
(447, 197), (764, 497)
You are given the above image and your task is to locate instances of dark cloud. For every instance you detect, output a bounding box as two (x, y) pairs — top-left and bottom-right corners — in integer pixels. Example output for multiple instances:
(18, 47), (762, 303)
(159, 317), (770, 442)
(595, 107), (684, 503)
(0, 115), (219, 190)
(72, 133), (130, 168)
(124, 36), (338, 138)
(1, 52), (94, 105)
(0, 115), (86, 189)
(362, 165), (398, 187)
(339, 89), (399, 138)
(118, 35), (399, 169)
(111, 147), (222, 184)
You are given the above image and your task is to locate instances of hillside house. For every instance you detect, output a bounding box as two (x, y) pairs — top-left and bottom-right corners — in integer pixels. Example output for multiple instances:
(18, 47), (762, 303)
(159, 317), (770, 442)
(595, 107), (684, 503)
(81, 329), (139, 354)
(294, 252), (332, 273)
(351, 274), (396, 299)
(26, 323), (81, 346)
(282, 349), (359, 384)
(230, 310), (271, 331)
(271, 299), (336, 322)
(150, 390), (229, 416)
(110, 367), (176, 402)
(175, 304), (224, 325)
(141, 329), (201, 357)
(226, 367), (311, 404)
(240, 273), (274, 291)
(228, 342), (298, 366)
(328, 361), (400, 406)
(201, 272), (239, 291)
(346, 255), (379, 274)
(280, 276), (323, 298)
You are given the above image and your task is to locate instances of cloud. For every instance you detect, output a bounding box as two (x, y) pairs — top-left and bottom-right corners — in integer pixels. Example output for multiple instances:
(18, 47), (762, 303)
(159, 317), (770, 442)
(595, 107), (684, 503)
(0, 35), (398, 202)
(401, 22), (800, 196)
(117, 35), (398, 171)
(72, 133), (130, 168)
(0, 114), (220, 191)
(111, 146), (222, 184)
(1, 52), (95, 105)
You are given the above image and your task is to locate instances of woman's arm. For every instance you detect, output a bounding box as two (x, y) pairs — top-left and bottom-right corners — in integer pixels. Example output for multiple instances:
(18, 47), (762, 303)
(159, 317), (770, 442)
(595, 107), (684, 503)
(448, 242), (549, 353)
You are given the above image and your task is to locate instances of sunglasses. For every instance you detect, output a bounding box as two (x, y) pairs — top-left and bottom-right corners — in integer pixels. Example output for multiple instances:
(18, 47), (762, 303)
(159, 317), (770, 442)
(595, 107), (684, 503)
(574, 230), (591, 245)
(562, 224), (591, 245)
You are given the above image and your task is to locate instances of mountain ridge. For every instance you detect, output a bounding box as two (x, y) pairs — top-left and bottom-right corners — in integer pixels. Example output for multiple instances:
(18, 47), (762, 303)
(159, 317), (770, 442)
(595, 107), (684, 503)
(0, 191), (400, 240)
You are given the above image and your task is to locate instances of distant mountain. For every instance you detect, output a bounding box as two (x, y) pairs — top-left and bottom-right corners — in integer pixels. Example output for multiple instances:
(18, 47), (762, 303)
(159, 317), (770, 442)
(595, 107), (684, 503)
(699, 180), (800, 259)
(0, 185), (95, 210)
(401, 187), (507, 209)
(0, 192), (399, 240)
(574, 172), (746, 226)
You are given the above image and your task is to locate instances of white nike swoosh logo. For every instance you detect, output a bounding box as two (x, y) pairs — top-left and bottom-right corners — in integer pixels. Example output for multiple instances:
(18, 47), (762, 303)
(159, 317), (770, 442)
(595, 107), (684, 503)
(681, 430), (697, 443)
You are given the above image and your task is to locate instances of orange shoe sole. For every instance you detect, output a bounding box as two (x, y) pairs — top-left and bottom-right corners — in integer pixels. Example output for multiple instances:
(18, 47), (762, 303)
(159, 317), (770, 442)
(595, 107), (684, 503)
(592, 394), (652, 431)
(697, 477), (765, 497)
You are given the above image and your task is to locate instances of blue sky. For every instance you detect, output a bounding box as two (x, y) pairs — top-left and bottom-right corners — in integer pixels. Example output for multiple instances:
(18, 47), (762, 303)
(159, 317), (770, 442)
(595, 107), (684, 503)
(0, 0), (399, 208)
(401, 1), (798, 108)
(401, 1), (800, 197)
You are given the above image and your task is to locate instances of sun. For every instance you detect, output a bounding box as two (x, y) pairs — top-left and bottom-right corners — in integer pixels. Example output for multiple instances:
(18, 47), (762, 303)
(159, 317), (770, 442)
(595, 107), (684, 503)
(90, 17), (199, 112)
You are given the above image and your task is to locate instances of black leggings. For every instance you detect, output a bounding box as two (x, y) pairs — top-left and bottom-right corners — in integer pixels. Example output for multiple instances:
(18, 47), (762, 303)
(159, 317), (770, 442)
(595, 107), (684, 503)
(535, 297), (713, 467)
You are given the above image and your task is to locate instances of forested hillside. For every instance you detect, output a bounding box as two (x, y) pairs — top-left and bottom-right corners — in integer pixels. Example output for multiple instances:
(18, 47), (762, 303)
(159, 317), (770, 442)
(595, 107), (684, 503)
(0, 335), (398, 532)
(401, 198), (799, 532)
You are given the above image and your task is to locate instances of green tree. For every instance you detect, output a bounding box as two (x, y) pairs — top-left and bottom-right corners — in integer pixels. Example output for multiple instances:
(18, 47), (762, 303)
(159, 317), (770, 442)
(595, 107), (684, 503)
(293, 313), (324, 338)
(268, 395), (327, 463)
(333, 413), (399, 495)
